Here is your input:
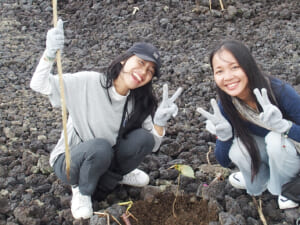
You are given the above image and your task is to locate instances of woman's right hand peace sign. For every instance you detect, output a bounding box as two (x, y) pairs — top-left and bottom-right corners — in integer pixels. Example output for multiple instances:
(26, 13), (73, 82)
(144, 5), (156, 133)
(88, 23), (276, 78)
(197, 99), (232, 141)
(153, 84), (183, 127)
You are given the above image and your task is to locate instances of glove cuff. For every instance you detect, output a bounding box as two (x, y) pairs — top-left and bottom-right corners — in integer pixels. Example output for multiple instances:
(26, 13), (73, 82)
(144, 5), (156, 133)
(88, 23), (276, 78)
(153, 120), (166, 127)
(45, 49), (57, 61)
(282, 120), (293, 135)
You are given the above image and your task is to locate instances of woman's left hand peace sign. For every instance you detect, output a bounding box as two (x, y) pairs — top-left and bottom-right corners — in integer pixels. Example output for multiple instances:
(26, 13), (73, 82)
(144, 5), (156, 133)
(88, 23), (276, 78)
(154, 84), (183, 127)
(254, 88), (291, 133)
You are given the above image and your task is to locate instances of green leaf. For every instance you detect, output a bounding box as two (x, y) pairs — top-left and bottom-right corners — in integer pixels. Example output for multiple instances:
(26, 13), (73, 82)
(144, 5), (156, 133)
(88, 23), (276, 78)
(176, 164), (195, 178)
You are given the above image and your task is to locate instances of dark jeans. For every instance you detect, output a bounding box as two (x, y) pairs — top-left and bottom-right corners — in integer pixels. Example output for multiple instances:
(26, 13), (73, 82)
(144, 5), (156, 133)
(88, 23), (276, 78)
(52, 128), (155, 197)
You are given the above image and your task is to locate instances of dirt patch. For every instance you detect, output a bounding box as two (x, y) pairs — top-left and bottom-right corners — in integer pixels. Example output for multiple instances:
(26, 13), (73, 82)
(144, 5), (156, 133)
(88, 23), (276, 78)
(128, 192), (214, 225)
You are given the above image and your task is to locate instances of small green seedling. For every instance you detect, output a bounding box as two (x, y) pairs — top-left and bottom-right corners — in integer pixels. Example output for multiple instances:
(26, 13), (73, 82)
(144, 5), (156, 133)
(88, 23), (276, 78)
(169, 164), (195, 178)
(168, 164), (195, 217)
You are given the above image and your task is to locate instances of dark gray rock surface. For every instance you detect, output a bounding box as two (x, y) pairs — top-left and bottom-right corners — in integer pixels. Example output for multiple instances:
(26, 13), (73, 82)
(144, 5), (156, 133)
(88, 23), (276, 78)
(0, 0), (299, 224)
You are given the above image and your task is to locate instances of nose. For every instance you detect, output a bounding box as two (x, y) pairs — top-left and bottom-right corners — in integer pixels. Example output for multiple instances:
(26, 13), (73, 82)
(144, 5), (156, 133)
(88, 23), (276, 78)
(139, 65), (147, 77)
(223, 69), (233, 81)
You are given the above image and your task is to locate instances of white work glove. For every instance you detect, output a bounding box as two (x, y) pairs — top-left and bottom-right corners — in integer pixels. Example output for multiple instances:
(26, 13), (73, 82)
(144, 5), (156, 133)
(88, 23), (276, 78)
(253, 88), (291, 133)
(45, 19), (64, 60)
(197, 99), (233, 141)
(153, 84), (183, 127)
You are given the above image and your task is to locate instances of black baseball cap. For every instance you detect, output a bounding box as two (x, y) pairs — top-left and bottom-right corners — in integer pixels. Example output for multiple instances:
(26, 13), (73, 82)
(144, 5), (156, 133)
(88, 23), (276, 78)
(127, 42), (161, 77)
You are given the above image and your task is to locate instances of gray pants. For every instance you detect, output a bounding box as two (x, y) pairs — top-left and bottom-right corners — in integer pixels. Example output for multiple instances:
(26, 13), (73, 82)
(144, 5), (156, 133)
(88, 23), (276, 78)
(229, 132), (300, 196)
(53, 128), (155, 196)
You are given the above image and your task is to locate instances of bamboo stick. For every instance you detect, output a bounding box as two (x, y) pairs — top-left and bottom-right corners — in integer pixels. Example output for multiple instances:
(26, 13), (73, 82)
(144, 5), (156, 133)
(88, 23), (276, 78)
(52, 0), (71, 180)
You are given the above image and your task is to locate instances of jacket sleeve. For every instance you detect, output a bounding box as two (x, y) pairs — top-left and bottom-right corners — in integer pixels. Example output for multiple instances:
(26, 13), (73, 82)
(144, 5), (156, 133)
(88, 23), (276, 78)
(273, 79), (300, 142)
(30, 51), (67, 108)
(30, 51), (54, 95)
(215, 138), (233, 167)
(142, 115), (164, 152)
(214, 102), (233, 167)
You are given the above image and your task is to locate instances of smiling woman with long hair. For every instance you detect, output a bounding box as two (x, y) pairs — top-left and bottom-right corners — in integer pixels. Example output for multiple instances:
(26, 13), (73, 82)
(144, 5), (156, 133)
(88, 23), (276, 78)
(198, 40), (300, 210)
(30, 19), (183, 220)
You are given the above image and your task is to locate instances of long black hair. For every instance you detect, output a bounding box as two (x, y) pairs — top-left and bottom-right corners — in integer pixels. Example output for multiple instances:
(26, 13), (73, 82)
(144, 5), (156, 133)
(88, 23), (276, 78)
(101, 51), (158, 138)
(209, 40), (278, 181)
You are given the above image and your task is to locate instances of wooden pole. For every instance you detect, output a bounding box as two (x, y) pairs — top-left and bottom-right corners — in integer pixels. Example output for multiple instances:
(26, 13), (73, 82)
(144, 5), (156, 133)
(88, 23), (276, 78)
(219, 0), (225, 11)
(52, 0), (71, 180)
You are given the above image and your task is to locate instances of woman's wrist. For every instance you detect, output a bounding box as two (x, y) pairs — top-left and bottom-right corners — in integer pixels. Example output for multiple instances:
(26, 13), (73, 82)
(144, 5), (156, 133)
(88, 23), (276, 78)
(283, 121), (293, 138)
(154, 124), (164, 136)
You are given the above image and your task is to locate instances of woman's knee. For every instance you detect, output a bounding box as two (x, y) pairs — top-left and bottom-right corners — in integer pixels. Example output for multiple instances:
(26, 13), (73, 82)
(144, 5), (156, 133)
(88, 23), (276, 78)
(87, 138), (111, 149)
(266, 131), (299, 162)
(127, 128), (155, 149)
(82, 138), (113, 163)
(115, 129), (154, 160)
(265, 132), (283, 157)
(229, 138), (250, 164)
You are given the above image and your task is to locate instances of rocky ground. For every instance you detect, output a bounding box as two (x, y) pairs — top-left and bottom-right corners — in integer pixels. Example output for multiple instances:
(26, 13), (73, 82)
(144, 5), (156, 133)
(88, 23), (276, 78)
(0, 0), (300, 224)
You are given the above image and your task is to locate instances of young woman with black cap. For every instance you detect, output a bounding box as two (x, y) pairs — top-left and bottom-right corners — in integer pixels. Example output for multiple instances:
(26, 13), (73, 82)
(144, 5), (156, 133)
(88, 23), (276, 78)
(30, 19), (182, 219)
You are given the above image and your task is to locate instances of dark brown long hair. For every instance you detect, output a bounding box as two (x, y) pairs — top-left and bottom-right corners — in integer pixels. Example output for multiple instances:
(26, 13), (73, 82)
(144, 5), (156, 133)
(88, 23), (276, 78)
(210, 40), (278, 181)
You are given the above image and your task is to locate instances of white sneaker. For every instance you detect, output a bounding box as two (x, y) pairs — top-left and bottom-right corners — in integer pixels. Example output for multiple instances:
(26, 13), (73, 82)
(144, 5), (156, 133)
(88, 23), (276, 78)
(229, 172), (246, 189)
(119, 169), (150, 187)
(278, 195), (299, 209)
(71, 186), (93, 219)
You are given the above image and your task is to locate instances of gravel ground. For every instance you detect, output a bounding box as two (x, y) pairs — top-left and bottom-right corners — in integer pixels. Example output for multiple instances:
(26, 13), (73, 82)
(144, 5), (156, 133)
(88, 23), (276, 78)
(0, 0), (299, 224)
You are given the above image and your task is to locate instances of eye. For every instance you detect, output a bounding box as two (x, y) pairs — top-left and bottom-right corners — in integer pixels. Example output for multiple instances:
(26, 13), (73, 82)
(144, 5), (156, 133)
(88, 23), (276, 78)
(148, 68), (155, 76)
(214, 70), (222, 75)
(232, 65), (240, 70)
(138, 59), (144, 65)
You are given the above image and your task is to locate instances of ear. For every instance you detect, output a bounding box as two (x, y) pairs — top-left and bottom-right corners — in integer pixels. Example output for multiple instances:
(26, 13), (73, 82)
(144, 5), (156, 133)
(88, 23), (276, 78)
(121, 61), (125, 65)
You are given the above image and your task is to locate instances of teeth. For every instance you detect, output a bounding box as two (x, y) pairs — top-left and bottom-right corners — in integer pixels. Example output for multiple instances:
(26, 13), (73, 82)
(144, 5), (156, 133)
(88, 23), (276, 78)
(227, 83), (237, 89)
(133, 73), (141, 81)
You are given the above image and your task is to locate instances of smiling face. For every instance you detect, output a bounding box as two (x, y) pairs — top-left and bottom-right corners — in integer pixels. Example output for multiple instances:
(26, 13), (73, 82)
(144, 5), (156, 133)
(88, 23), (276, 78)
(114, 55), (155, 95)
(212, 49), (251, 101)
